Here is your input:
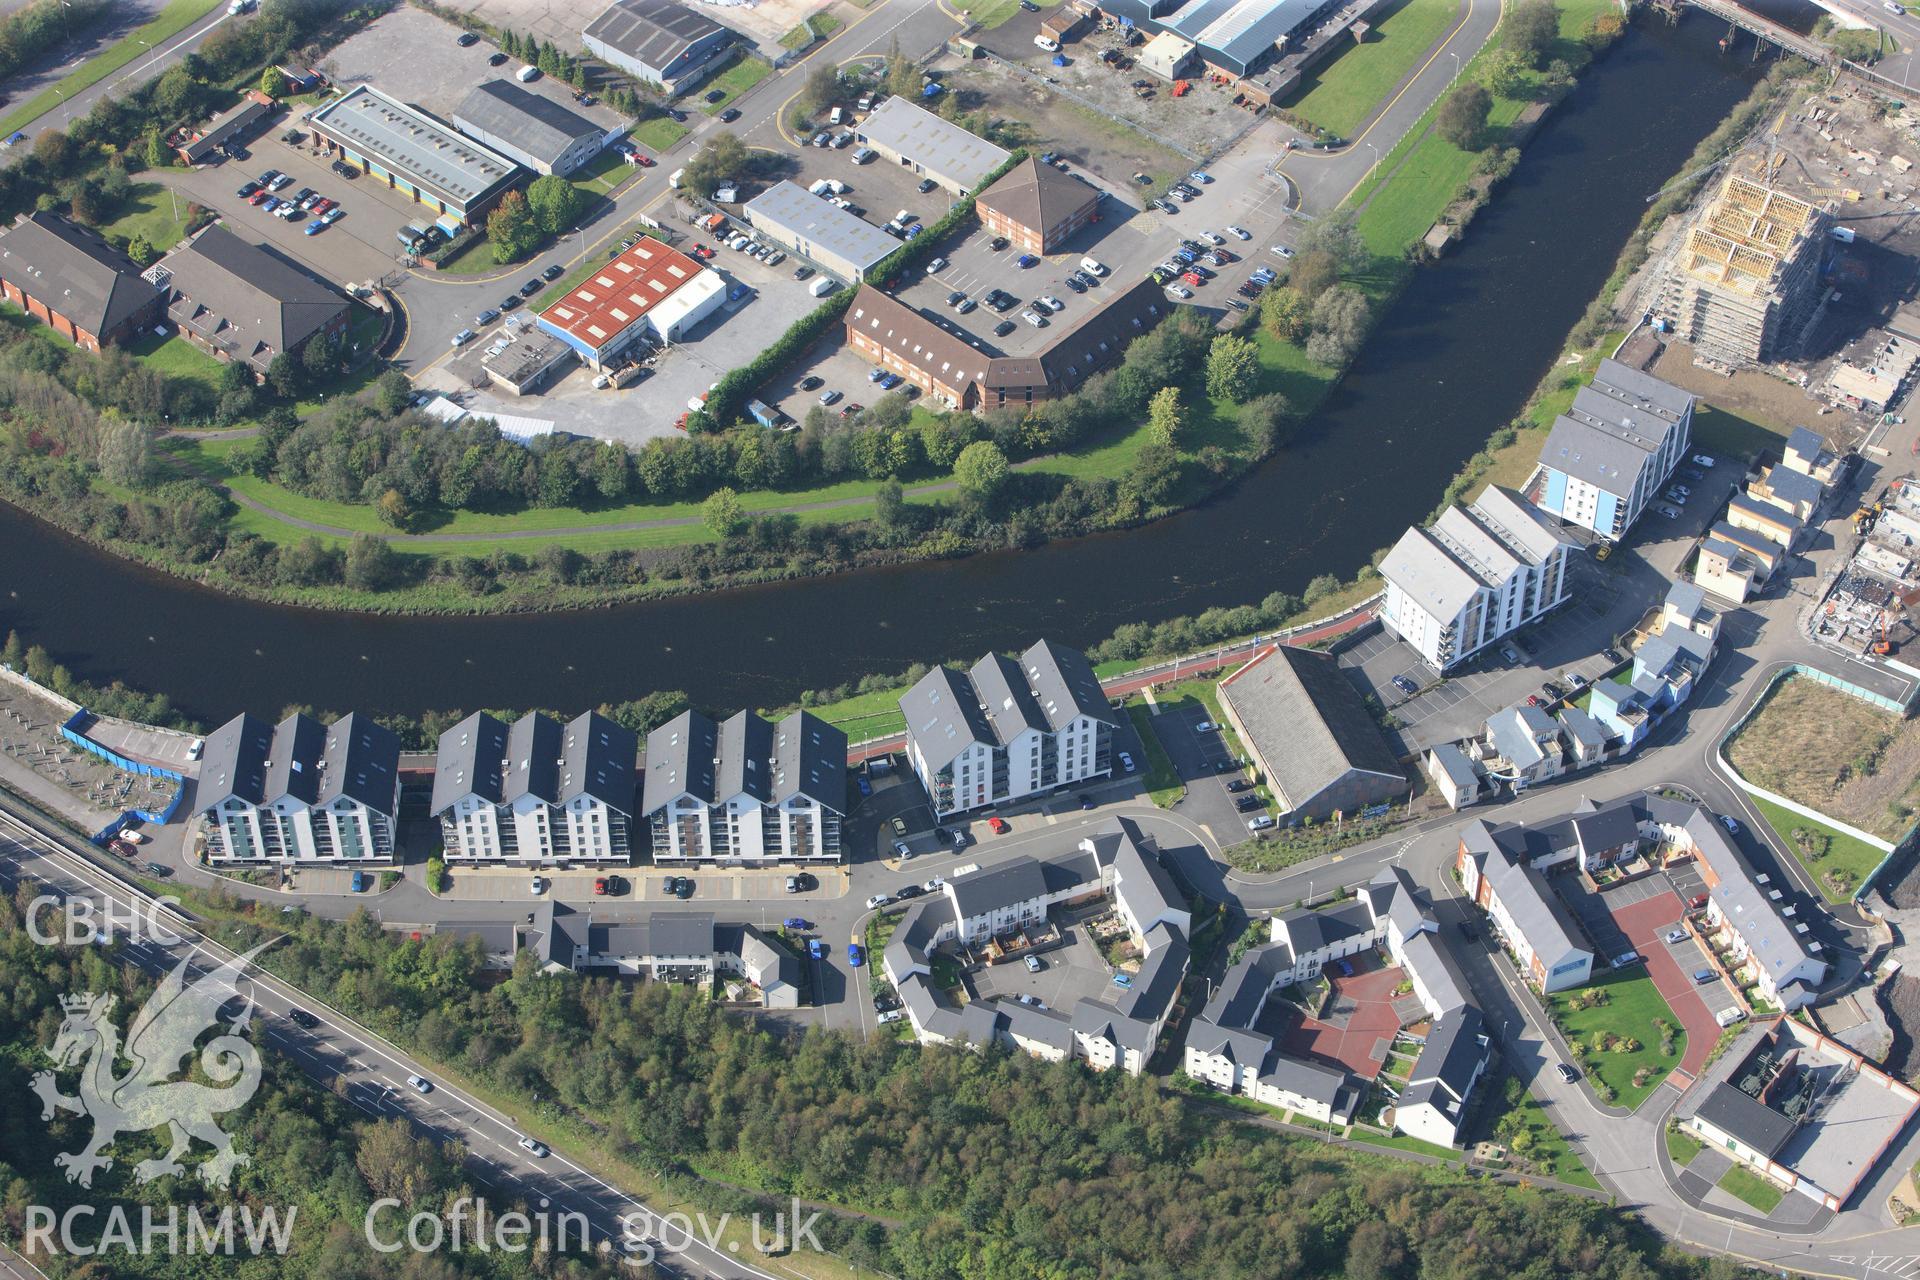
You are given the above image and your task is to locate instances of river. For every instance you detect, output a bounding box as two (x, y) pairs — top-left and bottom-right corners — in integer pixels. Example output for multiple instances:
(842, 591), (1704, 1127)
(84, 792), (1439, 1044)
(0, 14), (1768, 724)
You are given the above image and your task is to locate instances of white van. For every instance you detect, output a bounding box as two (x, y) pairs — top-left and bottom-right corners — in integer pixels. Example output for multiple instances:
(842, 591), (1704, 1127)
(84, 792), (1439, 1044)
(1080, 256), (1106, 276)
(668, 167), (685, 189)
(850, 147), (876, 165)
(829, 106), (844, 125)
(516, 64), (541, 83)
(809, 178), (832, 196)
(809, 277), (838, 297)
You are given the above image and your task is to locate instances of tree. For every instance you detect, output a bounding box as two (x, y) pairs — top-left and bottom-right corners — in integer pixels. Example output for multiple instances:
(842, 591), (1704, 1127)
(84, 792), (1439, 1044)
(885, 37), (918, 99)
(1286, 249), (1340, 302)
(343, 534), (404, 591)
(260, 66), (290, 98)
(525, 173), (583, 236)
(354, 1118), (440, 1204)
(873, 477), (905, 529)
(799, 64), (841, 119)
(1480, 48), (1532, 99)
(95, 416), (153, 487)
(373, 369), (412, 416)
(1205, 334), (1258, 404)
(1260, 286), (1312, 343)
(1124, 442), (1180, 507)
(1240, 391), (1293, 454)
(1312, 285), (1370, 351)
(124, 233), (156, 266)
(952, 439), (1009, 507)
(1507, 0), (1561, 68)
(486, 189), (540, 264)
(1294, 212), (1369, 274)
(703, 486), (747, 540)
(1438, 82), (1492, 150)
(375, 487), (413, 530)
(32, 129), (69, 174)
(300, 331), (337, 382)
(143, 130), (170, 169)
(266, 353), (299, 399)
(1147, 386), (1184, 449)
(680, 132), (750, 199)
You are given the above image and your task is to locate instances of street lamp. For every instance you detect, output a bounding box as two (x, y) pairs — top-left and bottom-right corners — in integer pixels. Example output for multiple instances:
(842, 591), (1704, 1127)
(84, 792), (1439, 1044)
(1363, 140), (1380, 186)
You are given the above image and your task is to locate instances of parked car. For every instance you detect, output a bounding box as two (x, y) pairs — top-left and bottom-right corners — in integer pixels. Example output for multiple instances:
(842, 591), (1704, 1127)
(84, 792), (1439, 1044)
(877, 1008), (904, 1024)
(674, 877), (695, 899)
(847, 943), (866, 967)
(1720, 815), (1742, 835)
(530, 875), (547, 895)
(1112, 972), (1133, 988)
(987, 816), (1010, 834)
(1694, 969), (1717, 985)
(519, 278), (544, 297)
(1248, 815), (1275, 831)
(918, 177), (938, 193)
(1691, 453), (1716, 468)
(1392, 674), (1419, 695)
(304, 219), (327, 235)
(1016, 253), (1038, 268)
(350, 870), (368, 893)
(866, 893), (891, 910)
(719, 107), (740, 123)
(894, 884), (924, 901)
(1023, 953), (1042, 973)
(451, 328), (476, 348)
(143, 861), (171, 877)
(1193, 720), (1216, 733)
(1225, 779), (1251, 793)
(993, 319), (1017, 337)
(818, 389), (842, 406)
(927, 256), (948, 275)
(1167, 284), (1192, 299)
(1021, 309), (1046, 327)
(1665, 928), (1688, 944)
(1234, 795), (1262, 813)
(1117, 751), (1135, 772)
(1271, 244), (1294, 258)
(456, 31), (479, 46)
(1656, 504), (1682, 519)
(989, 236), (1010, 251)
(489, 51), (507, 65)
(807, 938), (826, 960)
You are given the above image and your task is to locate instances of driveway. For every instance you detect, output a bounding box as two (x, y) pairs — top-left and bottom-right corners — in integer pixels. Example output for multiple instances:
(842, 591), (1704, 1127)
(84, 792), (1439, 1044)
(1607, 889), (1723, 1083)
(1147, 697), (1257, 841)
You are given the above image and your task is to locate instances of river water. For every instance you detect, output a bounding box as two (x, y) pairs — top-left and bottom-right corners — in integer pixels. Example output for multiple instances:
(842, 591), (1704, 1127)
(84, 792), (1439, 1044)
(0, 15), (1765, 724)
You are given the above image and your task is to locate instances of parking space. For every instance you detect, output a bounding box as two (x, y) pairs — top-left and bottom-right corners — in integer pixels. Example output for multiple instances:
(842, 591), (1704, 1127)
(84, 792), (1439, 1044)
(161, 136), (404, 290)
(1608, 890), (1724, 1079)
(969, 919), (1117, 1011)
(1147, 699), (1258, 837)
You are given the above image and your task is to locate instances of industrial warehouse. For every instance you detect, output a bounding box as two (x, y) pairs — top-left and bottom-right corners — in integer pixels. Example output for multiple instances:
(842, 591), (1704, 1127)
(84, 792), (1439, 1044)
(535, 237), (725, 369)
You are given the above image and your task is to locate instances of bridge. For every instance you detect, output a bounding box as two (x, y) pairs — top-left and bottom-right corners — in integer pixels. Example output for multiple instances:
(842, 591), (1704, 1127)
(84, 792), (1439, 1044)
(1647, 0), (1833, 65)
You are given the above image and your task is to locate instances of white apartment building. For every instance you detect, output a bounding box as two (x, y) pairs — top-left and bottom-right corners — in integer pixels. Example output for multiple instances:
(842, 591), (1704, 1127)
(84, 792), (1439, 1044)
(1529, 359), (1694, 539)
(643, 709), (846, 863)
(431, 710), (638, 865)
(1380, 485), (1575, 671)
(901, 638), (1117, 818)
(198, 711), (399, 864)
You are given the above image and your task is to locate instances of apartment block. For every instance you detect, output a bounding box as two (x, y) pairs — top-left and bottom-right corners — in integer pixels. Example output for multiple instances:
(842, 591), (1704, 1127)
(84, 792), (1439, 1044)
(432, 710), (637, 864)
(643, 709), (846, 863)
(901, 638), (1116, 818)
(1529, 359), (1694, 539)
(198, 711), (399, 864)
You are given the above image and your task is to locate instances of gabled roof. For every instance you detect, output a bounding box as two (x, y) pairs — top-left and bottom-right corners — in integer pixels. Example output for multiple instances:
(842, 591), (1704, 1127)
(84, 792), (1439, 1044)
(1219, 644), (1406, 814)
(771, 710), (845, 811)
(265, 712), (327, 807)
(431, 711), (511, 814)
(948, 855), (1050, 920)
(900, 663), (994, 773)
(1693, 1080), (1797, 1156)
(1761, 465), (1823, 509)
(648, 911), (716, 957)
(196, 712), (277, 811)
(504, 711), (563, 805)
(1785, 426), (1828, 465)
(454, 80), (601, 166)
(561, 710), (637, 814)
(1729, 490), (1802, 532)
(1665, 578), (1708, 622)
(1021, 638), (1115, 731)
(317, 712), (398, 814)
(160, 226), (350, 370)
(584, 0), (731, 73)
(1273, 900), (1374, 957)
(0, 212), (161, 337)
(716, 709), (775, 804)
(856, 97), (1010, 190)
(969, 651), (1047, 746)
(1381, 524), (1487, 622)
(974, 156), (1100, 239)
(644, 710), (719, 806)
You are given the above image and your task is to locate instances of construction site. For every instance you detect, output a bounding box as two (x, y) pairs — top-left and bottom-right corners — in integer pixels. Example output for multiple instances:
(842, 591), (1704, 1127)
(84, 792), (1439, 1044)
(1821, 476), (1920, 659)
(1634, 79), (1920, 444)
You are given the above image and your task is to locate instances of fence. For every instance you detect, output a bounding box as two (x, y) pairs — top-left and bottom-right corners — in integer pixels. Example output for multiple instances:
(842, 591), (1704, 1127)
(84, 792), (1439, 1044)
(1713, 663), (1917, 901)
(57, 707), (187, 832)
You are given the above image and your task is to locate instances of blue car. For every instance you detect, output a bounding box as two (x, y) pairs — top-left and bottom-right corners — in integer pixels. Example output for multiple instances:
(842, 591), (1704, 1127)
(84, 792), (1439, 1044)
(304, 219), (326, 235)
(904, 223), (923, 239)
(1112, 972), (1132, 989)
(867, 368), (886, 383)
(350, 870), (367, 893)
(857, 775), (872, 796)
(1017, 253), (1038, 268)
(808, 939), (825, 960)
(880, 373), (902, 390)
(848, 943), (866, 967)
(783, 916), (809, 930)
(726, 283), (751, 302)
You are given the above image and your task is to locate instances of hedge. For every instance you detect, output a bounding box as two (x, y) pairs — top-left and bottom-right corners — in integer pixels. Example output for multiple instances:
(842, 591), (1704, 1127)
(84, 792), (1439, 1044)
(697, 149), (1029, 431)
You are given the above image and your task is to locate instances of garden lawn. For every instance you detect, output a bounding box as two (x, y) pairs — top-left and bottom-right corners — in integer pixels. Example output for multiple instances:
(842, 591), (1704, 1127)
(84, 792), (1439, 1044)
(0, 0), (224, 140)
(97, 184), (192, 257)
(631, 116), (689, 151)
(569, 146), (633, 198)
(1282, 0), (1461, 137)
(1547, 967), (1685, 1111)
(1490, 1081), (1600, 1190)
(1747, 794), (1887, 905)
(1666, 1126), (1704, 1167)
(701, 58), (773, 114)
(788, 684), (909, 744)
(127, 330), (223, 394)
(1717, 1164), (1784, 1214)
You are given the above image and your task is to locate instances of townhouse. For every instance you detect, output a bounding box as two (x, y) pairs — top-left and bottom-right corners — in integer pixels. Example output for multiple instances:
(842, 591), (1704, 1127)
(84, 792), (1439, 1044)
(431, 710), (637, 864)
(1482, 702), (1567, 790)
(1456, 819), (1596, 991)
(884, 821), (1189, 1076)
(198, 711), (399, 864)
(643, 709), (846, 863)
(1589, 625), (1714, 750)
(900, 638), (1116, 819)
(533, 905), (802, 1006)
(1378, 486), (1575, 671)
(1727, 490), (1804, 551)
(1529, 359), (1694, 539)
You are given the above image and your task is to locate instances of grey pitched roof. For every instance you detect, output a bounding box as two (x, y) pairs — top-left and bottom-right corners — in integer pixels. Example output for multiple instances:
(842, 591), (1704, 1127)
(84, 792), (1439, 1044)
(1218, 645), (1405, 815)
(1487, 704), (1556, 770)
(1785, 426), (1828, 464)
(1020, 639), (1115, 731)
(1764, 465), (1823, 509)
(716, 709), (775, 804)
(900, 664), (994, 773)
(431, 711), (511, 814)
(1592, 357), (1695, 421)
(647, 911), (715, 957)
(1428, 743), (1481, 788)
(309, 86), (519, 208)
(265, 713), (327, 806)
(1274, 900), (1373, 957)
(1198, 943), (1292, 1031)
(454, 80), (601, 167)
(1471, 485), (1572, 564)
(1116, 922), (1188, 1024)
(1481, 852), (1585, 968)
(180, 96), (273, 164)
(318, 712), (398, 814)
(1381, 525), (1489, 622)
(948, 855), (1050, 920)
(161, 226), (349, 368)
(857, 97), (1010, 190)
(1665, 579), (1708, 622)
(0, 212), (161, 337)
(584, 0), (729, 72)
(196, 712), (276, 811)
(743, 181), (899, 274)
(1110, 824), (1185, 926)
(1398, 929), (1471, 1016)
(1664, 800), (1820, 989)
(504, 712), (563, 805)
(1410, 1004), (1485, 1100)
(1693, 1081), (1797, 1156)
(1256, 1048), (1348, 1103)
(994, 997), (1075, 1051)
(1569, 797), (1638, 854)
(1729, 491), (1802, 532)
(969, 651), (1047, 746)
(771, 710), (845, 811)
(644, 710), (719, 807)
(1541, 405), (1662, 496)
(561, 710), (637, 813)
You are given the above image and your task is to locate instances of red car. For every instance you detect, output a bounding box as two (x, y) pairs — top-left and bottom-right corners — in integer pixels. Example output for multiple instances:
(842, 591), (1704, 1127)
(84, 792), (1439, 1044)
(593, 877), (609, 896)
(248, 190), (272, 206)
(1525, 694), (1540, 707)
(637, 154), (655, 167)
(691, 243), (714, 260)
(310, 197), (336, 215)
(1181, 271), (1204, 287)
(839, 402), (862, 417)
(987, 816), (1010, 834)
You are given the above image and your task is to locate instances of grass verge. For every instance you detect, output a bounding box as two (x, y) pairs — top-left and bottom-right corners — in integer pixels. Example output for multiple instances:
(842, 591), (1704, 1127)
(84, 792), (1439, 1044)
(1547, 967), (1685, 1111)
(0, 0), (224, 140)
(1745, 794), (1887, 905)
(1125, 700), (1184, 807)
(1666, 1125), (1704, 1167)
(631, 115), (689, 151)
(1349, 1127), (1461, 1163)
(1281, 0), (1462, 137)
(1718, 1163), (1785, 1214)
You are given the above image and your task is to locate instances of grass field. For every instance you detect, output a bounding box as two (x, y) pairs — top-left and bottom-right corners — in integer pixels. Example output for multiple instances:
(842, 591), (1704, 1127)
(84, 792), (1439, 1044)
(1718, 1163), (1785, 1214)
(702, 57), (773, 114)
(1548, 967), (1685, 1111)
(1282, 0), (1461, 137)
(0, 0), (224, 141)
(1349, 1127), (1461, 1163)
(128, 330), (223, 392)
(569, 146), (634, 198)
(1690, 403), (1794, 460)
(1747, 794), (1886, 905)
(97, 183), (192, 257)
(630, 116), (689, 151)
(787, 684), (909, 743)
(1726, 675), (1920, 843)
(1490, 1081), (1600, 1190)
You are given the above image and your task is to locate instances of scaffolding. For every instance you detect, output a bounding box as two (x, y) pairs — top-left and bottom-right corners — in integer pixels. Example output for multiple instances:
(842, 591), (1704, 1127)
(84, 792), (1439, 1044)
(1653, 173), (1829, 368)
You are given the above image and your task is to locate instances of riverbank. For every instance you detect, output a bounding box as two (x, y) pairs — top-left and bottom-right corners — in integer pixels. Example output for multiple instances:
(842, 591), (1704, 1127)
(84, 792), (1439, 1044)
(0, 1), (1625, 619)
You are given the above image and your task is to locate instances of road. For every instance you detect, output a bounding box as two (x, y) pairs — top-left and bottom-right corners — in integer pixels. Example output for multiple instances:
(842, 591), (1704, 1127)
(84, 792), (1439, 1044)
(1, 3), (233, 158)
(1827, 0), (1920, 95)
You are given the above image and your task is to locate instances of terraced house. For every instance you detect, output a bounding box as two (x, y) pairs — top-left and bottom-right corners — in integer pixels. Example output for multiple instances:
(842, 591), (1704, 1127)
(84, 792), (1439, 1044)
(431, 710), (638, 865)
(642, 709), (847, 863)
(197, 711), (399, 864)
(901, 638), (1116, 818)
